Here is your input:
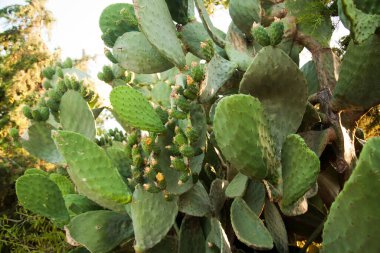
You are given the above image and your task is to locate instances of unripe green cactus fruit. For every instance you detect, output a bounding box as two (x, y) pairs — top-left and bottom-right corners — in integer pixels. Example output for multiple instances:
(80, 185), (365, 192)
(267, 21), (284, 46)
(42, 66), (56, 80)
(251, 25), (271, 47)
(22, 106), (33, 119)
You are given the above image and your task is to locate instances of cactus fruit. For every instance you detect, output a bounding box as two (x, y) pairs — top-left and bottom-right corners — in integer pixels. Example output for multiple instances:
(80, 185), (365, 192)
(267, 21), (284, 46)
(22, 105), (33, 119)
(251, 24), (271, 47)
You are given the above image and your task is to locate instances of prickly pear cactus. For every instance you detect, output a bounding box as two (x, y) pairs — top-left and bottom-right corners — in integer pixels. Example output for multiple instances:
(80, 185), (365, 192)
(15, 1), (380, 252)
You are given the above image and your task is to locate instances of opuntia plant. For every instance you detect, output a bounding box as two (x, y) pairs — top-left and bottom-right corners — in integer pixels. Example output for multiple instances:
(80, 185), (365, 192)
(15, 0), (380, 252)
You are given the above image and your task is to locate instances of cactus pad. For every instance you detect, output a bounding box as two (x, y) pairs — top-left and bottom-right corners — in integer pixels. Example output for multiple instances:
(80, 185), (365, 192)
(64, 194), (103, 217)
(99, 3), (139, 37)
(264, 200), (289, 253)
(322, 137), (380, 253)
(165, 0), (194, 24)
(338, 0), (380, 43)
(243, 180), (266, 216)
(213, 94), (276, 180)
(300, 60), (320, 96)
(60, 90), (96, 140)
(53, 131), (132, 212)
(49, 173), (75, 196)
(179, 182), (212, 217)
(110, 86), (165, 132)
(179, 216), (206, 253)
(199, 54), (237, 103)
(225, 23), (257, 71)
(131, 185), (178, 251)
(225, 173), (248, 198)
(280, 134), (320, 210)
(16, 174), (69, 224)
(239, 47), (308, 153)
(332, 34), (380, 111)
(231, 197), (273, 250)
(133, 0), (186, 68)
(113, 32), (174, 74)
(229, 0), (260, 35)
(67, 210), (134, 253)
(180, 21), (226, 60)
(21, 122), (63, 164)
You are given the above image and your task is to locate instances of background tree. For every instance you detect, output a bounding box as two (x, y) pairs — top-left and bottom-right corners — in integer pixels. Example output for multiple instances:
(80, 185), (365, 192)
(0, 0), (59, 212)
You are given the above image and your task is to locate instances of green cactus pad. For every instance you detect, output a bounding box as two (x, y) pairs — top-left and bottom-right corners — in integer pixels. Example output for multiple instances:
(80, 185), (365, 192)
(280, 134), (320, 210)
(239, 47), (308, 153)
(60, 90), (96, 140)
(165, 0), (194, 24)
(264, 200), (289, 253)
(354, 0), (380, 14)
(24, 168), (49, 177)
(179, 182), (212, 217)
(53, 131), (132, 212)
(49, 173), (75, 196)
(99, 3), (139, 37)
(204, 217), (232, 253)
(213, 94), (276, 180)
(231, 197), (273, 250)
(300, 60), (320, 96)
(16, 174), (69, 224)
(106, 146), (132, 180)
(332, 34), (380, 111)
(225, 23), (257, 71)
(131, 185), (179, 251)
(180, 21), (226, 60)
(242, 180), (266, 216)
(133, 0), (186, 68)
(199, 54), (237, 103)
(21, 122), (63, 164)
(110, 86), (165, 132)
(225, 173), (249, 198)
(286, 0), (332, 47)
(147, 236), (178, 253)
(179, 216), (206, 253)
(338, 0), (380, 43)
(113, 32), (174, 74)
(321, 137), (380, 253)
(151, 81), (172, 108)
(209, 179), (228, 215)
(299, 130), (331, 157)
(67, 210), (134, 253)
(64, 194), (103, 217)
(229, 0), (260, 35)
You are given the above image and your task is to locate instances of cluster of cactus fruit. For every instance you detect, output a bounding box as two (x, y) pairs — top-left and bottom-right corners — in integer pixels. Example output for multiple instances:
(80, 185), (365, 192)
(14, 0), (380, 252)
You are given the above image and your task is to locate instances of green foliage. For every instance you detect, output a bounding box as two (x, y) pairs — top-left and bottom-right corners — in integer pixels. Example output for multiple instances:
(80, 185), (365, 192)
(0, 206), (70, 252)
(12, 0), (380, 252)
